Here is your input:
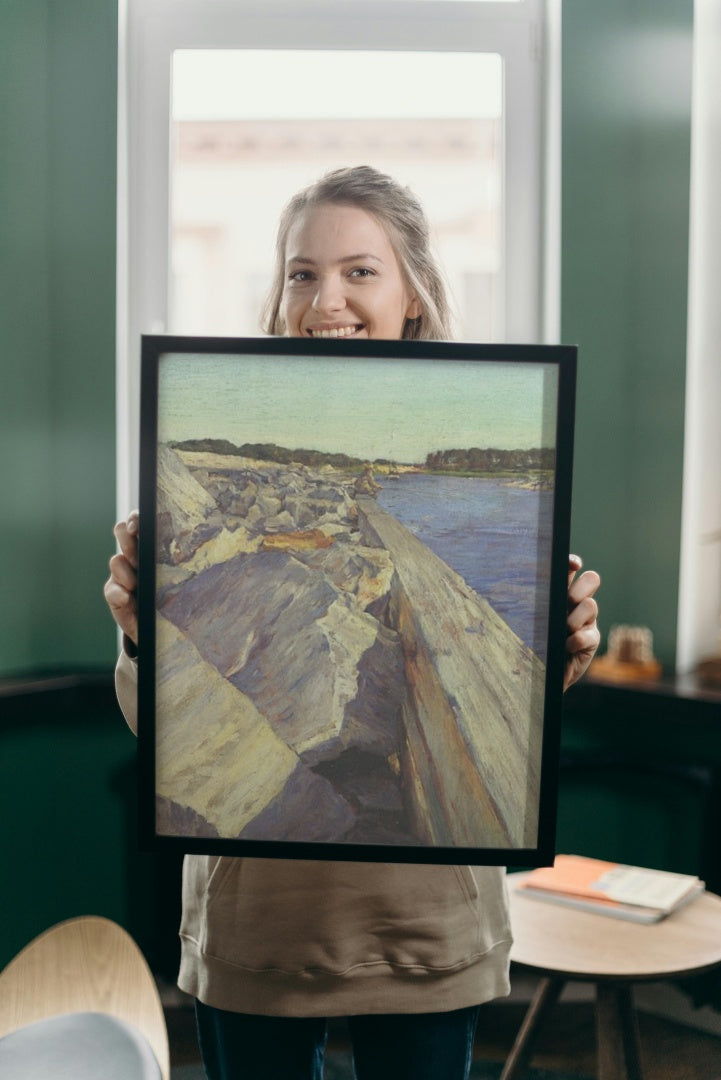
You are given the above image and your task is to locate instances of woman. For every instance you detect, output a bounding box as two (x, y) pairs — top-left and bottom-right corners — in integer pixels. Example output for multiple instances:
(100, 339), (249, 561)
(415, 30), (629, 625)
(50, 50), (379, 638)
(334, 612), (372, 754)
(106, 166), (600, 1080)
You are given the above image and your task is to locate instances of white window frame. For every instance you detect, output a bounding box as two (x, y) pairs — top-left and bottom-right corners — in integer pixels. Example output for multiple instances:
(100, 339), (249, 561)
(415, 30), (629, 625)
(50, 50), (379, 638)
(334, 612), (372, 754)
(676, 0), (721, 674)
(117, 0), (558, 512)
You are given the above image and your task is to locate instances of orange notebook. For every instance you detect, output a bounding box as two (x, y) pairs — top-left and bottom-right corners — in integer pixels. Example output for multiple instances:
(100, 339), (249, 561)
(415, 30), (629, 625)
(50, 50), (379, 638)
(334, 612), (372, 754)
(516, 854), (704, 923)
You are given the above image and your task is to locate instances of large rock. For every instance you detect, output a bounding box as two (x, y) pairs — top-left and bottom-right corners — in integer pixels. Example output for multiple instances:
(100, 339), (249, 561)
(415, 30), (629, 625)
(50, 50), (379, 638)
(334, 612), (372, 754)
(182, 525), (261, 573)
(293, 543), (395, 612)
(152, 453), (421, 845)
(154, 613), (356, 840)
(357, 496), (545, 850)
(156, 445), (221, 564)
(158, 549), (403, 766)
(176, 450), (356, 535)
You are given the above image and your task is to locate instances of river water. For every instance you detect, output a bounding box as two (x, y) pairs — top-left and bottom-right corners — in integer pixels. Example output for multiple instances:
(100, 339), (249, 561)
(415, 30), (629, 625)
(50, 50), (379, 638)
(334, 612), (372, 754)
(376, 473), (553, 660)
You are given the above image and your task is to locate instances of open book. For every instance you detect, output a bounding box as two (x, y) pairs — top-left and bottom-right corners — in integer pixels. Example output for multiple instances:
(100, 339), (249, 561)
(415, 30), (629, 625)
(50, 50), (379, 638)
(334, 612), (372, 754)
(515, 854), (705, 923)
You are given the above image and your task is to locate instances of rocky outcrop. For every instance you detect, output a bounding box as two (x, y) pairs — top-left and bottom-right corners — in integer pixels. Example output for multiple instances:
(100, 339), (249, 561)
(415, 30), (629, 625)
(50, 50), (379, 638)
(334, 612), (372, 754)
(156, 444), (221, 564)
(154, 446), (411, 844)
(152, 444), (543, 851)
(357, 497), (545, 850)
(154, 613), (355, 840)
(159, 550), (403, 765)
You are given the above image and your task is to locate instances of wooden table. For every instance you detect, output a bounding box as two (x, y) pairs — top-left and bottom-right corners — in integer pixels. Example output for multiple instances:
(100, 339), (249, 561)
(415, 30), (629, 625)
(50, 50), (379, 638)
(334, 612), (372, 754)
(503, 874), (721, 1080)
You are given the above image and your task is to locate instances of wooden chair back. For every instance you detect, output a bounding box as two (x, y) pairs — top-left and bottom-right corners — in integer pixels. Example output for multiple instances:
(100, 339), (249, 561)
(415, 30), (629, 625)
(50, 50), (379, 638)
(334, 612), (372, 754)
(0, 915), (169, 1080)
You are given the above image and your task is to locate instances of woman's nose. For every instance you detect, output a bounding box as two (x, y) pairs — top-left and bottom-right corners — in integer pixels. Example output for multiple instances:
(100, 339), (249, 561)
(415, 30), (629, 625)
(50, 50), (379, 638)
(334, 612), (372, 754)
(312, 274), (345, 314)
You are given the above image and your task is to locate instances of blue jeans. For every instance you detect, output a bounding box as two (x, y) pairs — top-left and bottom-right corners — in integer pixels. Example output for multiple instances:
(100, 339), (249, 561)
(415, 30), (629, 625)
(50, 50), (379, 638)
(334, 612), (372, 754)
(195, 1000), (481, 1080)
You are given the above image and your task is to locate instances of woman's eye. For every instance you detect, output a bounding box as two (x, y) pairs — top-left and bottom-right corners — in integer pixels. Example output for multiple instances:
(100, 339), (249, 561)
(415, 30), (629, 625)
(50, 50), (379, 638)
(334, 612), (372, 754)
(288, 269), (313, 283)
(349, 267), (375, 279)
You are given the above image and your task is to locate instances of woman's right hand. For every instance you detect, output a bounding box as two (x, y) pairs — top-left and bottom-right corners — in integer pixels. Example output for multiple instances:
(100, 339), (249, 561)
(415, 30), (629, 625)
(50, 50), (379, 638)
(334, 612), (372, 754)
(104, 510), (139, 646)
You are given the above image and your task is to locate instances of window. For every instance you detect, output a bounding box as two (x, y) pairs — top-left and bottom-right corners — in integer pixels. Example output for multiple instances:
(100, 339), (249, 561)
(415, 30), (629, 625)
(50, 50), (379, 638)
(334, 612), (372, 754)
(169, 49), (503, 340)
(118, 0), (556, 510)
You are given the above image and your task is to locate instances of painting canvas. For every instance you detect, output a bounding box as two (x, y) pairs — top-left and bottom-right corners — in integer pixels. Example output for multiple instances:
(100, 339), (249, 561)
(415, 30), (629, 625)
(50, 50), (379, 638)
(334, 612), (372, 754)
(138, 336), (576, 865)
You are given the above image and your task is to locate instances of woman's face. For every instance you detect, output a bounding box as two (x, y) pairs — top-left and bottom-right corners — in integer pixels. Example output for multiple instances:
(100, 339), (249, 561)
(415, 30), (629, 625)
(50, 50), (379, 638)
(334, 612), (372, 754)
(280, 203), (421, 340)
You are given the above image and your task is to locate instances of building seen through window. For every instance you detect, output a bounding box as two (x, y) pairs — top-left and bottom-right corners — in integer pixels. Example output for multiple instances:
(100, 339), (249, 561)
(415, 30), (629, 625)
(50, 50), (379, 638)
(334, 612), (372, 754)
(170, 50), (503, 341)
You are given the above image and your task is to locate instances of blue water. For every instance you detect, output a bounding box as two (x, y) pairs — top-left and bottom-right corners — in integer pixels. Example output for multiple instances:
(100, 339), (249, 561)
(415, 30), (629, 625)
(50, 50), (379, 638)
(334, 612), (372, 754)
(376, 474), (553, 659)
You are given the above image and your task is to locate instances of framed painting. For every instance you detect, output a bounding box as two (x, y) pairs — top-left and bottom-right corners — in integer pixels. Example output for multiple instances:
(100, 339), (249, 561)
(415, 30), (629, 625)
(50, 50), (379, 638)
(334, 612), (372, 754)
(137, 336), (576, 865)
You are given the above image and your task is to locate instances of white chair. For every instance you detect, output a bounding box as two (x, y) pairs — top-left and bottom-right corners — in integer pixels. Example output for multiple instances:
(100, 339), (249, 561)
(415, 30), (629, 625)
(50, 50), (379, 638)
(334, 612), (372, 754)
(0, 915), (170, 1079)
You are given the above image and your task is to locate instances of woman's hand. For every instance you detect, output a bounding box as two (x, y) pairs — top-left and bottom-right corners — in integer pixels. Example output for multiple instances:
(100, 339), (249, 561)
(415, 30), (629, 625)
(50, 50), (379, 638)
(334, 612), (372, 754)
(103, 510), (139, 647)
(564, 554), (601, 691)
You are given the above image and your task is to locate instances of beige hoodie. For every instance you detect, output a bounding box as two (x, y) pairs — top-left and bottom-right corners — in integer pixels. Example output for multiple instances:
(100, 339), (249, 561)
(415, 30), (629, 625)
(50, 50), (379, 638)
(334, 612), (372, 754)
(116, 650), (512, 1016)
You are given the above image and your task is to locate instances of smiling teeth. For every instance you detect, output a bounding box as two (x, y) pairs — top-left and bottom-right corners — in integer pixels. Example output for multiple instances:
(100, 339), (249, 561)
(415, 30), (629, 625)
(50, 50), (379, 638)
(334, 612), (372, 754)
(311, 326), (359, 338)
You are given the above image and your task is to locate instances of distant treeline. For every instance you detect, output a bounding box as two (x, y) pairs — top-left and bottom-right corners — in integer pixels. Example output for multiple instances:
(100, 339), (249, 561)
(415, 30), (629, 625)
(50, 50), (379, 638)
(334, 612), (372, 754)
(425, 447), (555, 473)
(169, 438), (364, 470)
(169, 438), (555, 475)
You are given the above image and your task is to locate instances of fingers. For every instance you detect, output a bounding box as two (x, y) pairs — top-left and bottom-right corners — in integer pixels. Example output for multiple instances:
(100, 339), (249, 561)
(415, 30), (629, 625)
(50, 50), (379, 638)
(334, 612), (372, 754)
(564, 558), (601, 690)
(566, 590), (599, 636)
(563, 618), (602, 690)
(109, 549), (137, 589)
(565, 622), (601, 658)
(105, 511), (140, 645)
(103, 575), (139, 644)
(113, 510), (139, 569)
(567, 553), (583, 589)
(567, 563), (601, 639)
(568, 567), (601, 610)
(103, 574), (135, 618)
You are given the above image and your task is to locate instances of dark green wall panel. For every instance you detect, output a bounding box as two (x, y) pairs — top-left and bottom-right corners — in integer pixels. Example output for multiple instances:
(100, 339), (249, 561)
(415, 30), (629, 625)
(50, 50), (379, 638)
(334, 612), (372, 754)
(0, 3), (55, 669)
(0, 0), (118, 675)
(0, 683), (184, 975)
(562, 1), (693, 669)
(0, 698), (133, 965)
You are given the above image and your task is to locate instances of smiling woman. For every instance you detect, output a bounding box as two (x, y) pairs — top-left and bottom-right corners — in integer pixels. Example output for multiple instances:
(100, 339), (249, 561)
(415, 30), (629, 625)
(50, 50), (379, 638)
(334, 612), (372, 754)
(106, 162), (598, 1080)
(282, 205), (420, 340)
(263, 167), (452, 341)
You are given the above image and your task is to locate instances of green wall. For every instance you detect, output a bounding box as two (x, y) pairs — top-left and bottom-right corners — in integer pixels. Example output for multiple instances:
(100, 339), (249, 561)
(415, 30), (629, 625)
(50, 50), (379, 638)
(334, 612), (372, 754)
(562, 0), (693, 669)
(0, 0), (118, 676)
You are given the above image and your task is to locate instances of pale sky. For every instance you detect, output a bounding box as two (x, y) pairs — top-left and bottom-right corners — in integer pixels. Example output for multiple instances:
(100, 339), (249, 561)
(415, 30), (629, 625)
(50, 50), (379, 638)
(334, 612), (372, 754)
(157, 351), (558, 464)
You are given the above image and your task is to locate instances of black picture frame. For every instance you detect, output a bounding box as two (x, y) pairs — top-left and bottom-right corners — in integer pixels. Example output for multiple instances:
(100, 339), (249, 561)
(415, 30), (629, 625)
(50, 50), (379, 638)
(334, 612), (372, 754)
(138, 335), (576, 866)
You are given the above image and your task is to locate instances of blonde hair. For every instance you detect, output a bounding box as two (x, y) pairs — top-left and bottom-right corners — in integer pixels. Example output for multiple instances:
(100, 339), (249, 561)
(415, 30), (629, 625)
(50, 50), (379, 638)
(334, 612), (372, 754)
(262, 165), (454, 341)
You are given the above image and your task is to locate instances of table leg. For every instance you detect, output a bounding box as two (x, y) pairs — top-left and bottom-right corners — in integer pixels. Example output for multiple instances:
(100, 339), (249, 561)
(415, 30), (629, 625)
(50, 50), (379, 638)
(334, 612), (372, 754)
(499, 976), (565, 1080)
(596, 982), (643, 1080)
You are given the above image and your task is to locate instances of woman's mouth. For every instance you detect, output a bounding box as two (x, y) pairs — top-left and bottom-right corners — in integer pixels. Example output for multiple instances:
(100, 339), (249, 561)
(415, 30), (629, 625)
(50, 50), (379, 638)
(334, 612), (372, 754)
(307, 324), (364, 339)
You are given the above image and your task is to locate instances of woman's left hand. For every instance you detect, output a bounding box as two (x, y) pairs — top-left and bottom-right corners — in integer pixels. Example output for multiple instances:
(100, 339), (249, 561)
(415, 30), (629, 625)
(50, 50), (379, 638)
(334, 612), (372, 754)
(564, 554), (601, 691)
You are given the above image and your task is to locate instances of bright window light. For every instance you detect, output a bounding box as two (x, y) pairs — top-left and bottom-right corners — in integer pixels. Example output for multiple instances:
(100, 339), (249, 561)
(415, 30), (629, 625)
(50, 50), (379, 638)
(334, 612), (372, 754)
(170, 50), (504, 341)
(173, 50), (502, 121)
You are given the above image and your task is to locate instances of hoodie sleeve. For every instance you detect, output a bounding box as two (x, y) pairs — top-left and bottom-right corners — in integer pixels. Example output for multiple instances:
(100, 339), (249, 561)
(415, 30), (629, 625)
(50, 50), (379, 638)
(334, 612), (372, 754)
(115, 641), (139, 736)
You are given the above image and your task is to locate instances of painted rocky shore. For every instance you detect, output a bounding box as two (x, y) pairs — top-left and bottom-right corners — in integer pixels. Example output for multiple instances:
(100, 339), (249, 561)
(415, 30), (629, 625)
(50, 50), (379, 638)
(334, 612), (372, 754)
(154, 443), (545, 850)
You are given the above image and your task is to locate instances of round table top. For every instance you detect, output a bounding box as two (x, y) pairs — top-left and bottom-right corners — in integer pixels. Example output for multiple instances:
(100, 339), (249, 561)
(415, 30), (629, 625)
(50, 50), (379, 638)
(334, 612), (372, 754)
(508, 872), (721, 981)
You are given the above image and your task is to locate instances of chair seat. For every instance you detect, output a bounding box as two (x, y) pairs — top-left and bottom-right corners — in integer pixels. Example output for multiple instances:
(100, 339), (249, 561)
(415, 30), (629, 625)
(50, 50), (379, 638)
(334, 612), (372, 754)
(0, 1011), (162, 1079)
